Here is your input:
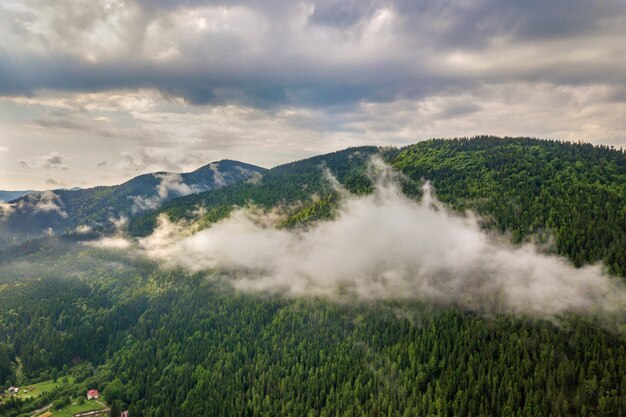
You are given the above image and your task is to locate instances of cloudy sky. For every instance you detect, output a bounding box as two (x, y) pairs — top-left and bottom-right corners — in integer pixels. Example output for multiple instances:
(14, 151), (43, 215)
(1, 0), (625, 189)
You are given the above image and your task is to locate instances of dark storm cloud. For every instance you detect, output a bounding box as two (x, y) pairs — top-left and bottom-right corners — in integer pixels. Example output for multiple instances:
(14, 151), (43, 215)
(1, 0), (624, 107)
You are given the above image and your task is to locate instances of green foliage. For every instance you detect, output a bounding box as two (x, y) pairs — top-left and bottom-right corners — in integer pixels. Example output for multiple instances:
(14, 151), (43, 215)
(279, 194), (339, 228)
(104, 379), (124, 403)
(0, 248), (624, 416)
(0, 138), (625, 416)
(129, 147), (379, 235)
(110, 399), (122, 417)
(391, 137), (626, 275)
(0, 343), (14, 386)
(52, 395), (70, 410)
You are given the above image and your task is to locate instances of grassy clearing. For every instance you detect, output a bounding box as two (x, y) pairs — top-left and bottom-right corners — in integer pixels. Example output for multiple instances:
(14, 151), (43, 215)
(14, 376), (75, 399)
(49, 400), (106, 417)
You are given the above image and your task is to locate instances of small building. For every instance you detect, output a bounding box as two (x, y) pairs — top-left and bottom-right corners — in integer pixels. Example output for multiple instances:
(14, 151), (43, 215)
(87, 389), (99, 400)
(8, 386), (18, 394)
(121, 411), (129, 417)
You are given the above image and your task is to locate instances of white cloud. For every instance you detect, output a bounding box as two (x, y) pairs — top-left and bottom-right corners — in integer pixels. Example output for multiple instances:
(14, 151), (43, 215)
(75, 224), (93, 234)
(155, 173), (196, 199)
(40, 151), (67, 169)
(131, 172), (207, 214)
(129, 195), (161, 213)
(2, 1), (626, 189)
(103, 160), (626, 317)
(0, 202), (15, 218)
(0, 190), (68, 219)
(89, 236), (132, 249)
(30, 190), (68, 217)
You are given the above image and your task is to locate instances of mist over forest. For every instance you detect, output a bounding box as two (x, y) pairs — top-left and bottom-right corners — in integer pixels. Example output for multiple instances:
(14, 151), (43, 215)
(2, 0), (626, 416)
(0, 137), (625, 417)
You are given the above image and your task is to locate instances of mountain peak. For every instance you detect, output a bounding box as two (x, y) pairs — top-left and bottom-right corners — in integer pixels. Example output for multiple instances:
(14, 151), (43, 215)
(0, 159), (267, 246)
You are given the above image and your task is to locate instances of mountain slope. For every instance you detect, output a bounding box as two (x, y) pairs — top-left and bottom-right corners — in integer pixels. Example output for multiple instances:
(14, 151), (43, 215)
(0, 160), (266, 247)
(0, 137), (624, 417)
(132, 137), (626, 276)
(0, 224), (624, 417)
(129, 146), (380, 234)
(391, 137), (626, 276)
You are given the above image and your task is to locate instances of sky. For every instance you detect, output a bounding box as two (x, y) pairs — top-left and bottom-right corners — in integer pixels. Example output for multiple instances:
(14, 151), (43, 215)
(0, 0), (625, 190)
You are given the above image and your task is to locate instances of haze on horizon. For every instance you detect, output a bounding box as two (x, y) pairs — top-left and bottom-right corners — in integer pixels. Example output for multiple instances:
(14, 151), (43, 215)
(1, 0), (626, 190)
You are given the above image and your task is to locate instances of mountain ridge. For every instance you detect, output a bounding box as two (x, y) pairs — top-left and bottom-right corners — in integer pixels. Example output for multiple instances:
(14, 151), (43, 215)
(0, 159), (266, 247)
(129, 136), (626, 276)
(0, 190), (36, 202)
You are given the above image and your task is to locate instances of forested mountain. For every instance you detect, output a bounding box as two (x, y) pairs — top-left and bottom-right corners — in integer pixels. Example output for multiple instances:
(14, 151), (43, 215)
(129, 146), (379, 235)
(0, 160), (265, 248)
(133, 136), (626, 276)
(0, 137), (624, 417)
(392, 137), (626, 276)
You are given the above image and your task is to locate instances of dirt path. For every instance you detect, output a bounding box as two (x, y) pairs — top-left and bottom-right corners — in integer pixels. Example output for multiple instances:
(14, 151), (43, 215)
(74, 407), (110, 417)
(29, 402), (51, 417)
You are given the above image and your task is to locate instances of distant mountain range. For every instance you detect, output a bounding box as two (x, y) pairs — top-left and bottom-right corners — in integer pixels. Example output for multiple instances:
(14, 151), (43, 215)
(0, 160), (266, 247)
(0, 190), (35, 202)
(0, 188), (84, 203)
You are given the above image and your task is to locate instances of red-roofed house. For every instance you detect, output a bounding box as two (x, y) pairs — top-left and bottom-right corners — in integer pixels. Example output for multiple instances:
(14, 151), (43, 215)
(87, 389), (99, 400)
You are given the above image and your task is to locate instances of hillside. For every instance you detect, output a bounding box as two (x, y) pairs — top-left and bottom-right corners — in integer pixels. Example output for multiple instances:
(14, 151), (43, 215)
(133, 137), (626, 277)
(0, 137), (624, 417)
(0, 160), (266, 247)
(129, 146), (380, 235)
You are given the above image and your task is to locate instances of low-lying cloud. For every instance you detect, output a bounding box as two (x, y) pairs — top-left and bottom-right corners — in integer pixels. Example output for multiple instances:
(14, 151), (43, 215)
(0, 190), (68, 219)
(109, 160), (626, 317)
(131, 173), (203, 213)
(130, 164), (252, 213)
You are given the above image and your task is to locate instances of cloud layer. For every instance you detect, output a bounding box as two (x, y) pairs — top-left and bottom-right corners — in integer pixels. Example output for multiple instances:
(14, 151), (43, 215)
(2, 0), (625, 104)
(1, 0), (626, 188)
(109, 161), (626, 317)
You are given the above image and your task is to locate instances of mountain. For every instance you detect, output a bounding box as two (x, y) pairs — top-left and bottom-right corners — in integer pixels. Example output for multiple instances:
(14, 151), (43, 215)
(0, 190), (35, 202)
(0, 137), (624, 417)
(129, 146), (380, 234)
(133, 136), (626, 277)
(0, 160), (266, 247)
